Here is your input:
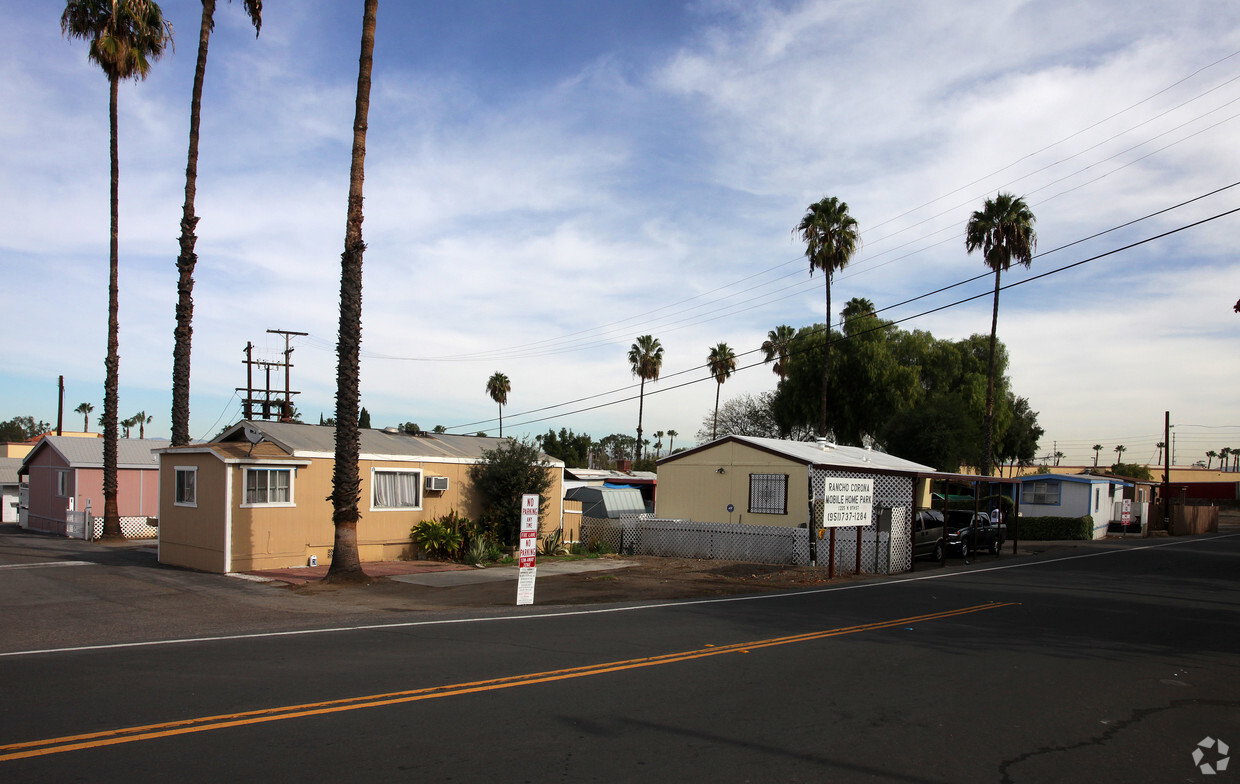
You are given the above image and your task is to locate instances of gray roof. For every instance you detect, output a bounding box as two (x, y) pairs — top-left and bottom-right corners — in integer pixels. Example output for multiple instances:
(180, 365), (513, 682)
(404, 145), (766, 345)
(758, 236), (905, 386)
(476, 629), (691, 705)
(217, 421), (565, 466)
(0, 457), (22, 485)
(19, 436), (162, 473)
(661, 435), (935, 475)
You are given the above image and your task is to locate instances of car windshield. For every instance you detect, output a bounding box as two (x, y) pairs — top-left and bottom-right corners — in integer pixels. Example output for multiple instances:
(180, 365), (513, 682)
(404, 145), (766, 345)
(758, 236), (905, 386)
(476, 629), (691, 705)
(945, 512), (976, 531)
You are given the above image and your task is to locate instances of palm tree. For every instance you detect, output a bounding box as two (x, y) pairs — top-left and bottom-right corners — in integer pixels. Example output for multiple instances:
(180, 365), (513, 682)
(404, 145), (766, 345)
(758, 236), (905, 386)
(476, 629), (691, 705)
(796, 197), (860, 438)
(1113, 444), (1126, 466)
(667, 429), (678, 456)
(171, 0), (262, 448)
(74, 402), (94, 432)
(326, 0), (377, 583)
(1092, 444), (1104, 469)
(132, 410), (152, 439)
(62, 0), (173, 539)
(1220, 448), (1231, 473)
(1207, 449), (1217, 470)
(1155, 441), (1165, 465)
(628, 335), (664, 463)
(965, 192), (1037, 477)
(761, 325), (797, 382)
(1053, 451), (1064, 467)
(486, 372), (511, 438)
(120, 416), (136, 439)
(707, 342), (738, 440)
(653, 430), (665, 459)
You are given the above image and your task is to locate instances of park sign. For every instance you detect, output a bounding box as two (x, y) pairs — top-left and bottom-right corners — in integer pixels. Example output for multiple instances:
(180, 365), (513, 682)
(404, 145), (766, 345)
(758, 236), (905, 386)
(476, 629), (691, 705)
(819, 478), (874, 528)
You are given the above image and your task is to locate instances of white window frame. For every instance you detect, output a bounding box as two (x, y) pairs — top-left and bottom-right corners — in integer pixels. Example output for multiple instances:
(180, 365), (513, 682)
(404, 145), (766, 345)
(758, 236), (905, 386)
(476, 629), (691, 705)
(56, 470), (71, 498)
(241, 466), (295, 508)
(1026, 480), (1061, 505)
(174, 466), (197, 508)
(370, 468), (423, 512)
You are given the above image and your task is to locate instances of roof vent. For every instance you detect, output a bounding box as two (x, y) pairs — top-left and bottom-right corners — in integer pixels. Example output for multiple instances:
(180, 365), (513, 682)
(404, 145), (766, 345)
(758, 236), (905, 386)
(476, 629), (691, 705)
(383, 427), (399, 434)
(816, 438), (835, 450)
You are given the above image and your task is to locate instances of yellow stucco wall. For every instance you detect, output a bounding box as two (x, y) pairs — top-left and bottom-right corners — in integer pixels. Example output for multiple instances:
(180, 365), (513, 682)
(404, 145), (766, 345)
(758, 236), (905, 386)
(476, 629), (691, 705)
(157, 452), (229, 573)
(655, 441), (811, 526)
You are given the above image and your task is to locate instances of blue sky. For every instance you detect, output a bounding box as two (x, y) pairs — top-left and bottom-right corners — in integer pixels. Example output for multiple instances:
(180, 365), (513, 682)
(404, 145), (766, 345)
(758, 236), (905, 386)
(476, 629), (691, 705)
(3, 0), (1240, 466)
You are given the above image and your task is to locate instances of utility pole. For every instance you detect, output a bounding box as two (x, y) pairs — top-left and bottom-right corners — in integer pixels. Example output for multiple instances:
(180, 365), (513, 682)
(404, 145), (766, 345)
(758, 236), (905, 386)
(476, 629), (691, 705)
(1162, 411), (1171, 532)
(237, 330), (306, 422)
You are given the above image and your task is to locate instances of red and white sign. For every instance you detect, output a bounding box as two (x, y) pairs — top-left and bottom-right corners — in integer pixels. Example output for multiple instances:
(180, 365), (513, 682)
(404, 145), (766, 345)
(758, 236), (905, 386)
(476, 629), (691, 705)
(517, 494), (539, 605)
(1121, 499), (1133, 528)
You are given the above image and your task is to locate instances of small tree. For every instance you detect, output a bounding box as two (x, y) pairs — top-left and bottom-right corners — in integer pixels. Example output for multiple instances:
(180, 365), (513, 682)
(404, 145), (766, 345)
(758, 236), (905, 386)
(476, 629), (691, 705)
(358, 407), (371, 429)
(468, 437), (553, 547)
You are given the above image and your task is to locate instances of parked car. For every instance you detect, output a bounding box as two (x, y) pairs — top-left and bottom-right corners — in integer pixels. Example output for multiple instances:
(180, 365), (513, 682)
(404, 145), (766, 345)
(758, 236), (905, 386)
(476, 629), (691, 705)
(944, 510), (1006, 557)
(913, 509), (945, 561)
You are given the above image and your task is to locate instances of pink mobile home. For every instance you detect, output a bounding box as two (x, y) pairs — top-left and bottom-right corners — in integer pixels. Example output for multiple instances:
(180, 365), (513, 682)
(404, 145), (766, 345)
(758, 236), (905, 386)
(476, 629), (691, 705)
(18, 436), (161, 539)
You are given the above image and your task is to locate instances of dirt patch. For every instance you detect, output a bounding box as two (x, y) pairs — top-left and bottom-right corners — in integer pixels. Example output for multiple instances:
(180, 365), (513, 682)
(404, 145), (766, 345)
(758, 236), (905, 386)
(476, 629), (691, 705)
(277, 555), (869, 612)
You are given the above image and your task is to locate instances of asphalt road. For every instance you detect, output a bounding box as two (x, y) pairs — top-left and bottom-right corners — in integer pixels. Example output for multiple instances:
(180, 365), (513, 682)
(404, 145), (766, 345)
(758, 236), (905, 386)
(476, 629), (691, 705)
(1, 525), (1237, 783)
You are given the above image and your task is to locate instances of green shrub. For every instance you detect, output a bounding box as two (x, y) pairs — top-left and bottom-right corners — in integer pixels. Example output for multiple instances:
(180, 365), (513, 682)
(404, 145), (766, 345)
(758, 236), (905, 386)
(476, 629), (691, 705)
(538, 529), (568, 557)
(411, 520), (463, 560)
(1013, 515), (1092, 540)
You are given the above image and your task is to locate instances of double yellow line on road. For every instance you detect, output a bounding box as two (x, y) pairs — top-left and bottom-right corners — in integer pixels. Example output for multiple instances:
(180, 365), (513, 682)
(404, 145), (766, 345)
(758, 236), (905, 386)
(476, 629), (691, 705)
(0, 602), (1015, 763)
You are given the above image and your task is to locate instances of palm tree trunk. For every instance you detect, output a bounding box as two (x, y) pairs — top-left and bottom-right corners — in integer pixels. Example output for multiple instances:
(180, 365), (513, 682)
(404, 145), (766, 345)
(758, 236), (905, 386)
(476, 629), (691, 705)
(498, 403), (503, 438)
(820, 272), (831, 438)
(635, 376), (645, 463)
(983, 268), (1001, 477)
(327, 0), (377, 582)
(713, 382), (721, 439)
(171, 0), (215, 448)
(101, 73), (122, 540)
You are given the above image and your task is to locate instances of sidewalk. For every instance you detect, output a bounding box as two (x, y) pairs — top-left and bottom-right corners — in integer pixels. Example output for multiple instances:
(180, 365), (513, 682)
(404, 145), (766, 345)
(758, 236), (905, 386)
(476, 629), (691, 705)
(241, 557), (636, 587)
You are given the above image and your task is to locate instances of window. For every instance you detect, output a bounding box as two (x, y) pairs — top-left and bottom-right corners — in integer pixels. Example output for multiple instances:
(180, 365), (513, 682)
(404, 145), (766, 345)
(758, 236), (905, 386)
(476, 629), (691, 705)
(371, 469), (422, 511)
(244, 467), (293, 506)
(175, 467), (197, 507)
(748, 473), (788, 515)
(1025, 480), (1060, 505)
(56, 470), (70, 498)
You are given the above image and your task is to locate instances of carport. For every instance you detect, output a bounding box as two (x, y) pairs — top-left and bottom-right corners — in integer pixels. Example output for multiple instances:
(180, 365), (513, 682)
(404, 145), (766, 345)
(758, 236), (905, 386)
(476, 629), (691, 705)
(912, 471), (1023, 571)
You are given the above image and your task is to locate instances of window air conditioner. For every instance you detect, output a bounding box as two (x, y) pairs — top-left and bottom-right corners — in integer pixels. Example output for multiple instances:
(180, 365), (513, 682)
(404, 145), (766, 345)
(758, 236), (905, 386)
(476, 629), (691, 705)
(425, 475), (449, 492)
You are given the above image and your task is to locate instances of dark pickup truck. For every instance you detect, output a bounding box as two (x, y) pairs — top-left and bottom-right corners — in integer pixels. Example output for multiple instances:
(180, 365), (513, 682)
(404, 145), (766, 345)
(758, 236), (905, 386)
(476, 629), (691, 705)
(944, 510), (1006, 557)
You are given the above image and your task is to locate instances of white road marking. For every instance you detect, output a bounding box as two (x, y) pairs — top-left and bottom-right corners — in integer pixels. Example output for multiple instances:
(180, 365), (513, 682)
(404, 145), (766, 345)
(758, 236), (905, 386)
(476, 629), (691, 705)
(0, 561), (96, 570)
(0, 532), (1235, 659)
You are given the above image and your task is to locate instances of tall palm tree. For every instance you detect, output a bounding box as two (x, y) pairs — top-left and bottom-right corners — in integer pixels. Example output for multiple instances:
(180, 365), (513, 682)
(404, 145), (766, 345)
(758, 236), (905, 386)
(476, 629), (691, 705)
(667, 429), (678, 456)
(628, 335), (664, 463)
(171, 0), (262, 448)
(653, 430), (665, 459)
(132, 410), (152, 439)
(965, 192), (1037, 477)
(1207, 449), (1217, 470)
(795, 197), (860, 438)
(62, 0), (173, 539)
(707, 342), (737, 440)
(486, 372), (511, 438)
(1053, 451), (1064, 467)
(1220, 448), (1231, 473)
(761, 324), (797, 382)
(1092, 444), (1103, 469)
(120, 416), (135, 439)
(1113, 444), (1126, 466)
(75, 402), (94, 432)
(326, 0), (377, 583)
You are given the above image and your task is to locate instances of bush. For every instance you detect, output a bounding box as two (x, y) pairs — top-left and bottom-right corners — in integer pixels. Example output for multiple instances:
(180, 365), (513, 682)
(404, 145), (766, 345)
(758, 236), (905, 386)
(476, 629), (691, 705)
(1013, 515), (1093, 540)
(468, 437), (555, 547)
(538, 528), (568, 557)
(411, 520), (463, 559)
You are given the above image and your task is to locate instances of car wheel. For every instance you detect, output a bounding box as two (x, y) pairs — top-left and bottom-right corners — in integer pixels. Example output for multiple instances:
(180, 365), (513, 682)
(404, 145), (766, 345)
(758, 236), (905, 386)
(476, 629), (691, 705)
(988, 539), (1000, 555)
(959, 541), (969, 560)
(932, 542), (944, 562)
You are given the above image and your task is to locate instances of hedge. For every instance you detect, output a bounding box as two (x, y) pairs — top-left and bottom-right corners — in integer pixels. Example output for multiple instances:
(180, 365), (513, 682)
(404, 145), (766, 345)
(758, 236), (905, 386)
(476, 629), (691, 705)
(1013, 515), (1093, 540)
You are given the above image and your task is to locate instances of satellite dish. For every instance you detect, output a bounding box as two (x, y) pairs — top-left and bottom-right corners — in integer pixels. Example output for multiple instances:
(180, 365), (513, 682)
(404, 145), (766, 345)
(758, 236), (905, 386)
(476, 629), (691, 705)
(243, 424), (265, 457)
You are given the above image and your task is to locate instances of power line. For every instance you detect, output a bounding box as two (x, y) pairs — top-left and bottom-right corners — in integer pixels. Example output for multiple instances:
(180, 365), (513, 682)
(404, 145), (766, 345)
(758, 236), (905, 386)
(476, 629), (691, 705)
(447, 204), (1240, 432)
